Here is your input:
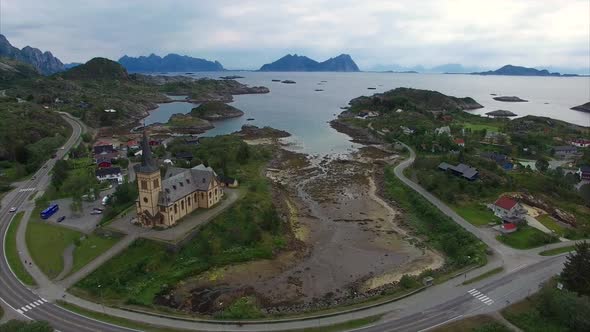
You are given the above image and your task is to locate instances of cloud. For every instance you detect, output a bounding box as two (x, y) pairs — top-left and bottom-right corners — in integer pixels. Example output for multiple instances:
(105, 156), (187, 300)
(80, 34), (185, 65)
(1, 0), (588, 71)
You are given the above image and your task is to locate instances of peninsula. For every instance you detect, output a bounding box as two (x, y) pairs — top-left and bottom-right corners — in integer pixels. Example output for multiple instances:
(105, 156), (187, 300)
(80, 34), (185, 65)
(473, 64), (578, 77)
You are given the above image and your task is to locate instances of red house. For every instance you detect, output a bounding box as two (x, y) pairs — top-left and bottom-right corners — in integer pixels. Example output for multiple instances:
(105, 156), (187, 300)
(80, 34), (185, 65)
(454, 138), (465, 147)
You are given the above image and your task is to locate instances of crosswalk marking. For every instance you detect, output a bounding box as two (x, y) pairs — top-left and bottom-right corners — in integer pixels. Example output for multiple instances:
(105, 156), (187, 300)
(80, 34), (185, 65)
(19, 187), (36, 192)
(17, 299), (47, 313)
(468, 288), (495, 306)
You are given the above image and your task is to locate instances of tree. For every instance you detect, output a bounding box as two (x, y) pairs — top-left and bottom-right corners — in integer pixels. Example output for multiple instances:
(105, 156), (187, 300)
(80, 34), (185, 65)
(51, 159), (70, 190)
(535, 158), (549, 172)
(560, 241), (590, 296)
(581, 184), (590, 206)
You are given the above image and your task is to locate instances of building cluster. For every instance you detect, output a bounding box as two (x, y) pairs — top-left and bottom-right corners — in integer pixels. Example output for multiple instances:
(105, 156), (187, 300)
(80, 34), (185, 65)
(93, 142), (123, 184)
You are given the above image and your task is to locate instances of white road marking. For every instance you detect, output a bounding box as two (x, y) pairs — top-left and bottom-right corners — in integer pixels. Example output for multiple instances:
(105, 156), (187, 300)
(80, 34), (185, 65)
(21, 307), (28, 312)
(34, 300), (43, 305)
(24, 305), (31, 310)
(41, 298), (47, 303)
(18, 188), (36, 192)
(468, 288), (495, 306)
(16, 309), (23, 314)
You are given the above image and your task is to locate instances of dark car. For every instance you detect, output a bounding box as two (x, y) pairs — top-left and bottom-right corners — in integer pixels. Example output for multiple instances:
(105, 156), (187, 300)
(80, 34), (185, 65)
(57, 216), (66, 223)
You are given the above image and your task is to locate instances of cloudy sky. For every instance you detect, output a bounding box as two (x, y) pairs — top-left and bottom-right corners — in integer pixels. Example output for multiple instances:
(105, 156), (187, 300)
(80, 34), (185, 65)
(2, 0), (589, 72)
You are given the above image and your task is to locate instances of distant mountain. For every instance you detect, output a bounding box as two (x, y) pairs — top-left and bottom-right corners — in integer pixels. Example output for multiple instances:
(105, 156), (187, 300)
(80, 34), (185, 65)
(473, 65), (577, 77)
(118, 53), (224, 72)
(259, 54), (360, 72)
(0, 58), (39, 81)
(0, 34), (64, 75)
(64, 63), (82, 70)
(368, 63), (483, 74)
(61, 57), (129, 80)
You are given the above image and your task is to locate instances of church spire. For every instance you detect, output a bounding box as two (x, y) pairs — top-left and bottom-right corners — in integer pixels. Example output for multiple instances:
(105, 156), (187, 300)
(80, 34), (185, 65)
(136, 130), (159, 173)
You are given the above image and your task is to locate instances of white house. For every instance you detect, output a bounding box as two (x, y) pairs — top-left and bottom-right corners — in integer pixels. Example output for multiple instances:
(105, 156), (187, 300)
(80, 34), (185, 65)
(488, 196), (525, 220)
(95, 167), (123, 184)
(435, 126), (451, 135)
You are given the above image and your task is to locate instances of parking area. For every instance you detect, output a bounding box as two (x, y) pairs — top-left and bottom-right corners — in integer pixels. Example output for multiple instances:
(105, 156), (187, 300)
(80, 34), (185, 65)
(44, 187), (116, 234)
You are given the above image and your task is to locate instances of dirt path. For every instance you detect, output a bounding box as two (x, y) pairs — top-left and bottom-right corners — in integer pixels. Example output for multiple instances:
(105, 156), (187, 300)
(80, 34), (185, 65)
(55, 244), (75, 281)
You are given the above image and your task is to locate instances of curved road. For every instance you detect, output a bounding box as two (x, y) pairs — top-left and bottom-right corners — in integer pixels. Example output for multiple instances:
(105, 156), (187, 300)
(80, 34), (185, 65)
(0, 114), (134, 332)
(0, 119), (574, 332)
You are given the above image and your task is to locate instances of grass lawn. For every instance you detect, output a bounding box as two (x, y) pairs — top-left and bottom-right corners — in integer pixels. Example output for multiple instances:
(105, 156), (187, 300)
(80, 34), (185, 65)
(496, 225), (558, 250)
(454, 202), (500, 226)
(432, 314), (510, 332)
(462, 267), (504, 285)
(26, 221), (119, 279)
(4, 212), (36, 286)
(501, 295), (566, 332)
(461, 123), (500, 132)
(70, 232), (121, 277)
(539, 245), (575, 256)
(536, 214), (566, 237)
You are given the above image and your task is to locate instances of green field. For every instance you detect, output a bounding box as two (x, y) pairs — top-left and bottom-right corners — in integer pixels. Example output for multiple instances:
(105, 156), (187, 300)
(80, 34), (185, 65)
(539, 245), (576, 256)
(460, 122), (500, 132)
(497, 225), (558, 250)
(454, 202), (500, 226)
(536, 214), (566, 237)
(4, 212), (36, 285)
(26, 221), (119, 279)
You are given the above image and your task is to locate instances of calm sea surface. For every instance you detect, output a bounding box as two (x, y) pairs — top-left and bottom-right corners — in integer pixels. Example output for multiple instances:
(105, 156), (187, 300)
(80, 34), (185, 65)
(143, 72), (590, 154)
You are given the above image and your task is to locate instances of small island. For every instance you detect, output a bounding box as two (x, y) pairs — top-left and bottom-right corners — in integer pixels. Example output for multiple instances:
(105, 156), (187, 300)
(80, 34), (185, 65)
(233, 124), (291, 139)
(190, 101), (244, 120)
(219, 75), (244, 79)
(571, 102), (590, 113)
(281, 80), (296, 84)
(485, 110), (518, 117)
(271, 79), (281, 82)
(493, 96), (528, 102)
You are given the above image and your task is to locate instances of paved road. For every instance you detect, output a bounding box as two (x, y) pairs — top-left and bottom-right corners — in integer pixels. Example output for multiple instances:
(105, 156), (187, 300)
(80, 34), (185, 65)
(0, 114), (134, 332)
(0, 118), (577, 332)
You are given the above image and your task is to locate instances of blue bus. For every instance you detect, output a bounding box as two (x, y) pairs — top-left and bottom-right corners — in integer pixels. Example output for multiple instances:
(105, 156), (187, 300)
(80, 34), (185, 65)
(40, 204), (59, 219)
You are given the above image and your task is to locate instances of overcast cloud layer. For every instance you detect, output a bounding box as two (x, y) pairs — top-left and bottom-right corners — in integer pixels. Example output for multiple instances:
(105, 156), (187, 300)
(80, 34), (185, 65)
(2, 0), (589, 72)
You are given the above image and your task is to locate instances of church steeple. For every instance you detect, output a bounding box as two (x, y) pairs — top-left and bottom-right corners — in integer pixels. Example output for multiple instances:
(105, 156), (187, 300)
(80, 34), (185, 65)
(135, 131), (159, 174)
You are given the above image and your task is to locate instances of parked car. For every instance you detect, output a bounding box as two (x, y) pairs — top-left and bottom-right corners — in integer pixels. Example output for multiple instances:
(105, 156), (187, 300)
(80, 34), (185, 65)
(90, 210), (102, 215)
(57, 216), (66, 223)
(8, 207), (17, 213)
(93, 207), (104, 212)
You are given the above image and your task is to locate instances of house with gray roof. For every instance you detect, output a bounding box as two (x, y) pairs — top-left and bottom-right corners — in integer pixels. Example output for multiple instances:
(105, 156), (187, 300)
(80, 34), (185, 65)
(438, 162), (479, 181)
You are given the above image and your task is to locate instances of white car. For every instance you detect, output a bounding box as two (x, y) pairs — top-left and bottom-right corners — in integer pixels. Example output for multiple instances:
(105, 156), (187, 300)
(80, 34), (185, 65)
(8, 207), (17, 213)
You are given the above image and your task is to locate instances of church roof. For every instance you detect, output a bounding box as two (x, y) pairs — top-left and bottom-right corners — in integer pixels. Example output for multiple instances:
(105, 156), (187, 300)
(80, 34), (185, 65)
(134, 131), (159, 174)
(157, 165), (218, 206)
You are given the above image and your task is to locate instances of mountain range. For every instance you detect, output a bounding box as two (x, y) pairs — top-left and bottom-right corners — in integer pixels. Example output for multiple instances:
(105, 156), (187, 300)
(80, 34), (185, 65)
(0, 34), (64, 75)
(259, 54), (360, 72)
(472, 64), (578, 77)
(118, 54), (224, 72)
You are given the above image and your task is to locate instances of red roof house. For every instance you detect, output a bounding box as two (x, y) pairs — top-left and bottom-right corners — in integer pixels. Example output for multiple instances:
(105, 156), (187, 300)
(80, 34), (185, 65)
(494, 196), (518, 210)
(454, 138), (465, 147)
(489, 196), (524, 220)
